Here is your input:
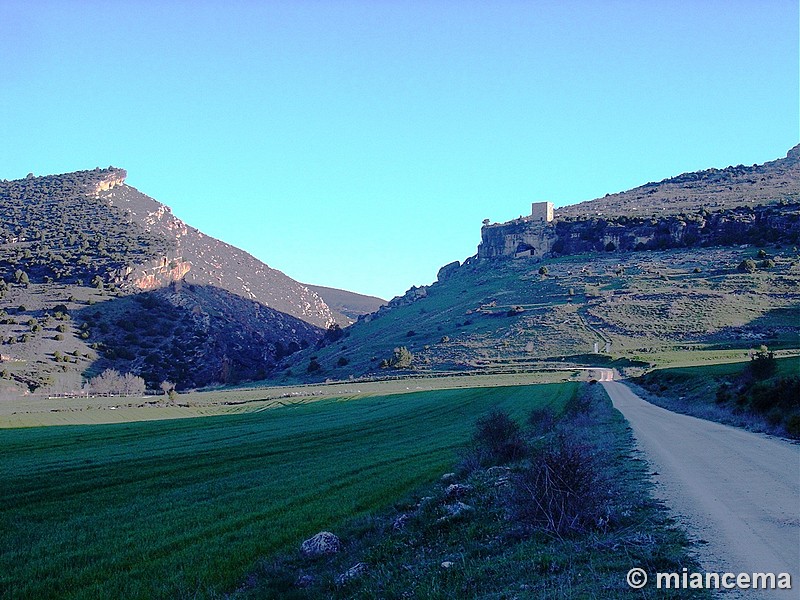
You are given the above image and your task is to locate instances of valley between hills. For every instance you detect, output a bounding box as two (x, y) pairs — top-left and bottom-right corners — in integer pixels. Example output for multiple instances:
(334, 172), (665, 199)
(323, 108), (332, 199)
(1, 147), (799, 599)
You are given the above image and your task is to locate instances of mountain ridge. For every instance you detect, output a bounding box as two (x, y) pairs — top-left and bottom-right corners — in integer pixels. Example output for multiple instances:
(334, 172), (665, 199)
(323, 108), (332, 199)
(0, 168), (342, 391)
(556, 144), (799, 219)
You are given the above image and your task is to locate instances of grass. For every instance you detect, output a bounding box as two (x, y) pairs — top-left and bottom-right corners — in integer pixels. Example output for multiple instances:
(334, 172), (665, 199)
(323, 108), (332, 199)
(278, 244), (800, 384)
(630, 355), (800, 437)
(0, 370), (575, 428)
(0, 382), (575, 599)
(240, 383), (706, 599)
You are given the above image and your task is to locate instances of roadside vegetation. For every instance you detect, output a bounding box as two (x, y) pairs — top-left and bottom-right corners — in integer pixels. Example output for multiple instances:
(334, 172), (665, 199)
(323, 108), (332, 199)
(238, 383), (705, 599)
(632, 353), (800, 438)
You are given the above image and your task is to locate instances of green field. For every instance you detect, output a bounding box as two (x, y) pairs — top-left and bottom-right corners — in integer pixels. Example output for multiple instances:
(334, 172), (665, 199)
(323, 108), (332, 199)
(0, 383), (576, 599)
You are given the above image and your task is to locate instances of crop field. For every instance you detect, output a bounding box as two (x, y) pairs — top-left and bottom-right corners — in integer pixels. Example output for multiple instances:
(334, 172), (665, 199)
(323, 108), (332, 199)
(0, 370), (574, 428)
(0, 382), (576, 599)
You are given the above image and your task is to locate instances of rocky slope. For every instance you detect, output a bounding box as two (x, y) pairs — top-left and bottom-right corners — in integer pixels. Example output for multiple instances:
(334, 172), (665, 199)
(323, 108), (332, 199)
(279, 146), (800, 383)
(100, 174), (335, 329)
(0, 168), (335, 392)
(305, 284), (386, 324)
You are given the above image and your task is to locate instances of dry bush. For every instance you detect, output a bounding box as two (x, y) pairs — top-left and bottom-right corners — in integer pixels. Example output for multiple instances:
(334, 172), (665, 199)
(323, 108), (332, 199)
(511, 432), (609, 537)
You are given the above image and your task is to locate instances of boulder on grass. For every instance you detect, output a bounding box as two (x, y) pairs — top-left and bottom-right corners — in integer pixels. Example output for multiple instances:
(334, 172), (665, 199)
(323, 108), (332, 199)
(300, 531), (341, 558)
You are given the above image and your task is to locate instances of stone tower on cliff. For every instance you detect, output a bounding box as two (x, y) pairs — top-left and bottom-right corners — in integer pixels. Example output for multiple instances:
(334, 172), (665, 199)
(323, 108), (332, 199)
(531, 201), (554, 222)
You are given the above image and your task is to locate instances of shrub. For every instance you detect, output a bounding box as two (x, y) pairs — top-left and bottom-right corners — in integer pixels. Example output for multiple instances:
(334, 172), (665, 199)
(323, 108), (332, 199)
(336, 356), (349, 367)
(538, 266), (548, 276)
(390, 346), (413, 369)
(737, 259), (757, 273)
(715, 383), (732, 404)
(749, 346), (776, 380)
(467, 410), (527, 468)
(321, 323), (344, 345)
(527, 407), (557, 434)
(307, 358), (322, 373)
(511, 433), (607, 537)
(786, 415), (800, 439)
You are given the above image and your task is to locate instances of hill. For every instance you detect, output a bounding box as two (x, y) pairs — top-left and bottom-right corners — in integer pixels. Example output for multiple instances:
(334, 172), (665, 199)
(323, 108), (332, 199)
(0, 168), (336, 391)
(557, 144), (799, 218)
(278, 146), (800, 383)
(305, 284), (386, 324)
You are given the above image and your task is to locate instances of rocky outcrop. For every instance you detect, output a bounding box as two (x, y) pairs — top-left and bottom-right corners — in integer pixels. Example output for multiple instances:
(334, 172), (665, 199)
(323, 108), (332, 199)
(478, 202), (800, 259)
(91, 168), (127, 194)
(110, 256), (193, 291)
(479, 146), (800, 259)
(437, 261), (461, 282)
(300, 531), (341, 558)
(358, 285), (429, 323)
(478, 217), (557, 258)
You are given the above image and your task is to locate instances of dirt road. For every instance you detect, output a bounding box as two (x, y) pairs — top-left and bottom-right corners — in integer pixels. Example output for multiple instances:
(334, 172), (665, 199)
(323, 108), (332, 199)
(600, 374), (799, 596)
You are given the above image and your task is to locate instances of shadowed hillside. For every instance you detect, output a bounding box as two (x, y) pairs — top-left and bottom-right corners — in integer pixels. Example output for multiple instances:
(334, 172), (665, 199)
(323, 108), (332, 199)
(0, 168), (332, 392)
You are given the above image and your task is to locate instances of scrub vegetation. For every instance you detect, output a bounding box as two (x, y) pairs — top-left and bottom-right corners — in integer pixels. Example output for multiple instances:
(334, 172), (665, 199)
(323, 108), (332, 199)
(632, 354), (800, 438)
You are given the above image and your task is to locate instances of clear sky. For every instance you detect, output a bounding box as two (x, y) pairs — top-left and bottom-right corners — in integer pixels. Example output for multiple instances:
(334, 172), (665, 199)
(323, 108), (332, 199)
(1, 1), (797, 300)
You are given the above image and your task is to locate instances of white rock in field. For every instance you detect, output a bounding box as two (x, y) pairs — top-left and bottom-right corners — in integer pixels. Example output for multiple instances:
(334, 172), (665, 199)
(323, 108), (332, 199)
(441, 472), (457, 483)
(445, 483), (472, 498)
(437, 501), (474, 523)
(336, 562), (368, 585)
(392, 513), (409, 531)
(441, 561), (454, 568)
(300, 531), (341, 558)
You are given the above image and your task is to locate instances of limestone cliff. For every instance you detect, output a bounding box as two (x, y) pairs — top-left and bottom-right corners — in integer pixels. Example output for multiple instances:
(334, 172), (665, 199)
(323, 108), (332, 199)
(99, 182), (336, 329)
(478, 146), (800, 260)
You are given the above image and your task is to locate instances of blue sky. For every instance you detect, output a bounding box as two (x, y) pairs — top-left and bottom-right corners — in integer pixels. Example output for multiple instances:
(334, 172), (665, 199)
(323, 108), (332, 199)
(2, 1), (797, 300)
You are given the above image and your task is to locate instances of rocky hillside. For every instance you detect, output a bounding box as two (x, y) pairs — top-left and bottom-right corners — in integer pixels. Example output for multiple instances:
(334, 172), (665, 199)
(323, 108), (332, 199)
(557, 144), (799, 219)
(306, 284), (386, 324)
(479, 146), (800, 260)
(0, 168), (337, 392)
(279, 146), (800, 383)
(100, 173), (335, 329)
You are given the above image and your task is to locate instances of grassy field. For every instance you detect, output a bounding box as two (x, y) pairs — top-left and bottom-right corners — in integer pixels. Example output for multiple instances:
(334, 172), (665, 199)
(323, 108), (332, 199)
(0, 382), (576, 599)
(242, 382), (706, 599)
(0, 370), (576, 428)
